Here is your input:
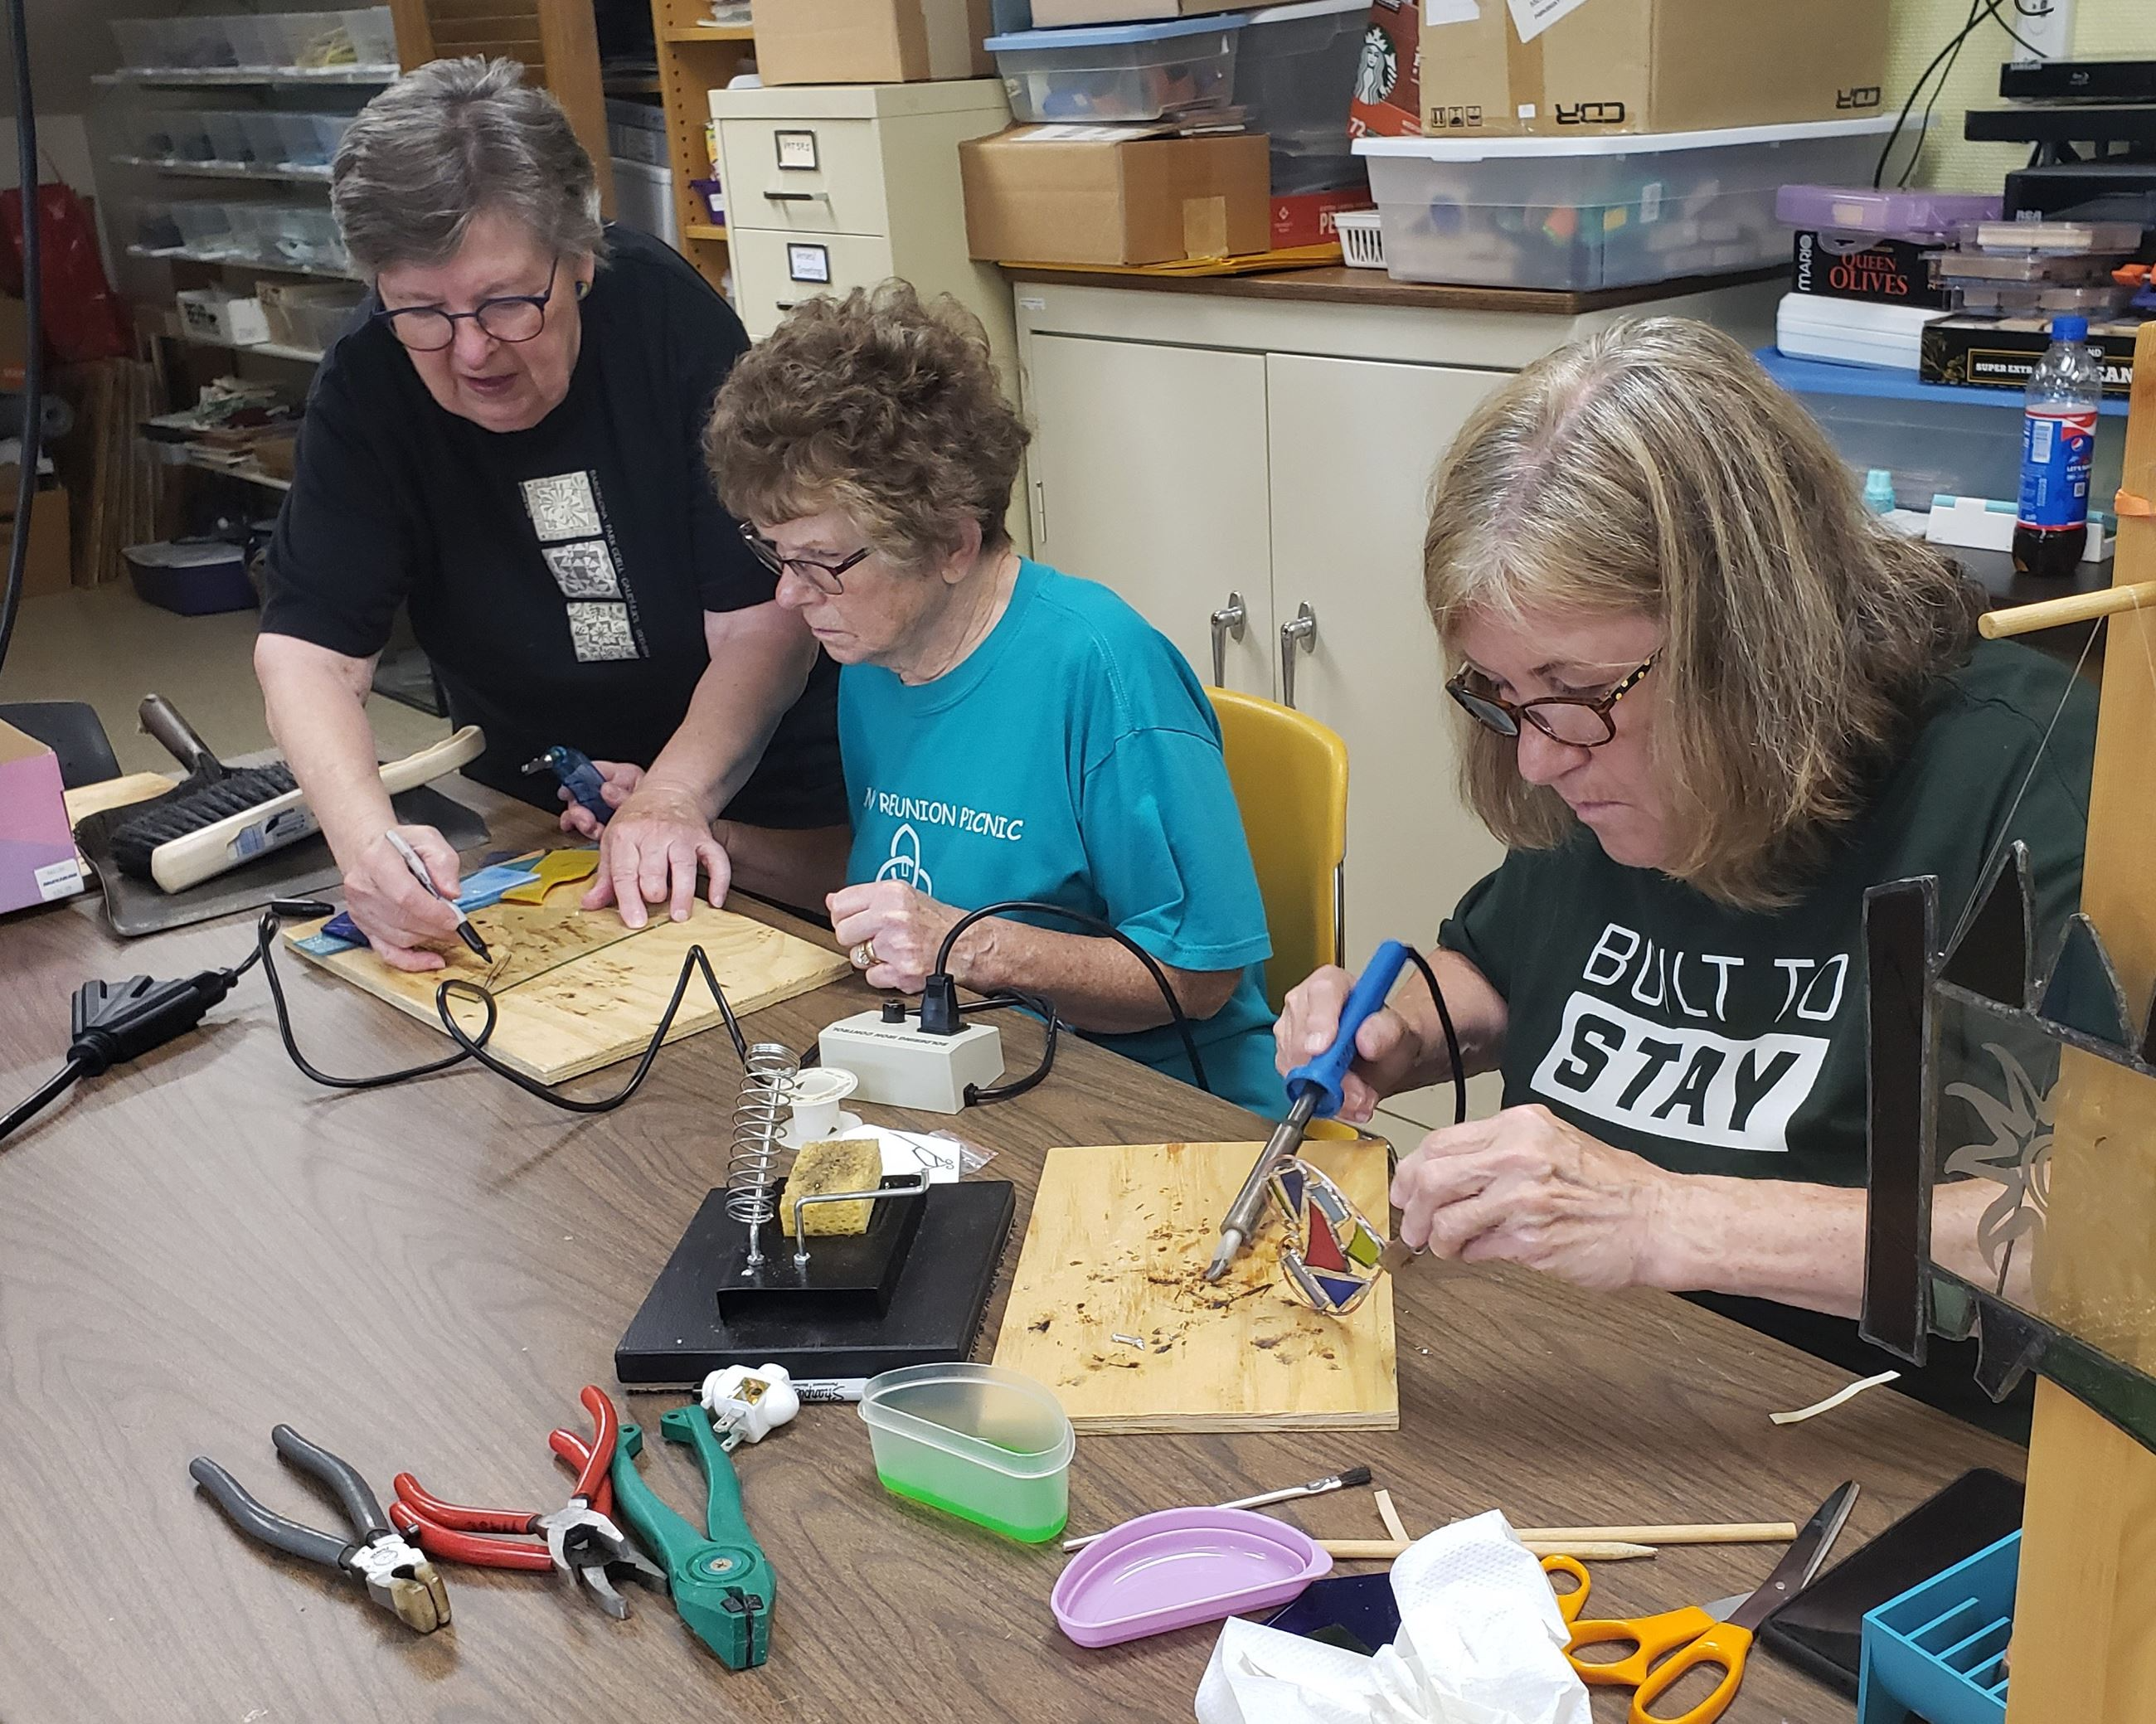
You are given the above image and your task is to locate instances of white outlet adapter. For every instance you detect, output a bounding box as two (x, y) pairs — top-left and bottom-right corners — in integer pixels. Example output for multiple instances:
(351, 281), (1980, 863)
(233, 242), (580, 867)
(818, 1003), (1004, 1113)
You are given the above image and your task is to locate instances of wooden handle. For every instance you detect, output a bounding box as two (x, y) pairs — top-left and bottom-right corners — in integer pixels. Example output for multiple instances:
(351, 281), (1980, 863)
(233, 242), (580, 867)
(1318, 1538), (1658, 1561)
(1978, 580), (2156, 639)
(1513, 1521), (1797, 1546)
(378, 726), (483, 794)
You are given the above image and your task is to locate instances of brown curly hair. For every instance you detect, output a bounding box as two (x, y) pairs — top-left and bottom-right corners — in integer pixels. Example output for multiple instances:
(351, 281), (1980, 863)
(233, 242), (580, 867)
(704, 281), (1030, 568)
(1424, 317), (1982, 910)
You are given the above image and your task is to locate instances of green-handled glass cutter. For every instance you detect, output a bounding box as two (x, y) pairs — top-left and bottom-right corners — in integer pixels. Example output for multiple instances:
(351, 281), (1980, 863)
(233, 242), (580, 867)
(609, 1410), (777, 1669)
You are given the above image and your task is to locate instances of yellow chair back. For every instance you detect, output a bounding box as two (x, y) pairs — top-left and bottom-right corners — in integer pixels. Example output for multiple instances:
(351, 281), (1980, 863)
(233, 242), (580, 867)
(1208, 687), (1348, 1016)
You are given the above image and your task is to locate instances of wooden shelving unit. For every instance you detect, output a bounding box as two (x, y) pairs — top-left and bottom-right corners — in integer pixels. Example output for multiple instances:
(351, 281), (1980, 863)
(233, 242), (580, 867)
(649, 0), (755, 295)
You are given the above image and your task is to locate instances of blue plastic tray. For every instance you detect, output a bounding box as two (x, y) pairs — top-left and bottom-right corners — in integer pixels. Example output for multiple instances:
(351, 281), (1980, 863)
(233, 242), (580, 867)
(1857, 1531), (2017, 1724)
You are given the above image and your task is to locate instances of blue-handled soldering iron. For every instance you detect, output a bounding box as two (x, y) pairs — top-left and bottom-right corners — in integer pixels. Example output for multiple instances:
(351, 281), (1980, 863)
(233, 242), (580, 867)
(1204, 939), (1414, 1282)
(522, 744), (612, 827)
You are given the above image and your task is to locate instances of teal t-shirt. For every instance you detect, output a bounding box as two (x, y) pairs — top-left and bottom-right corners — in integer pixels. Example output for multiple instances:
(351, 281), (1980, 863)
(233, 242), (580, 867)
(838, 559), (1280, 1115)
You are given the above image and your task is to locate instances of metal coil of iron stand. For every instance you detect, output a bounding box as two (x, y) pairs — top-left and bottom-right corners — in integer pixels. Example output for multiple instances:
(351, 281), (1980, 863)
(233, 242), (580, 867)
(725, 1043), (798, 1266)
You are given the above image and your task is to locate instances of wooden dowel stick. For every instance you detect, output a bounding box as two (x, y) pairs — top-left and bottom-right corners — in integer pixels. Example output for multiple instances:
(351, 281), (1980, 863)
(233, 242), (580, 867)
(1374, 1488), (1410, 1544)
(1978, 580), (2156, 639)
(1318, 1538), (1658, 1561)
(1512, 1521), (1797, 1546)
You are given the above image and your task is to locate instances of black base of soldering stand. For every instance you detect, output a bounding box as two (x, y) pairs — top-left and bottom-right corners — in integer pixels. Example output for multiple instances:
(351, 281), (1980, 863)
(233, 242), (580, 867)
(614, 1180), (1017, 1388)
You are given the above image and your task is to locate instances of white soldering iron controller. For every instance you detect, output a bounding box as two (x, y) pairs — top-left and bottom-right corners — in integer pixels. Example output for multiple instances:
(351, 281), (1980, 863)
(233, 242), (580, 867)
(818, 1004), (1004, 1114)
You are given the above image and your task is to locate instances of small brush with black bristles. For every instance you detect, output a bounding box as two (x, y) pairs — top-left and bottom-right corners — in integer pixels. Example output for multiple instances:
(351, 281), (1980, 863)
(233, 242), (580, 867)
(107, 764), (300, 880)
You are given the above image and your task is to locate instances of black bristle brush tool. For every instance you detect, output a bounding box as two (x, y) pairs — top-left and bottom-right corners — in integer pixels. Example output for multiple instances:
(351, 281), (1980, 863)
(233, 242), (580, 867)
(104, 695), (483, 895)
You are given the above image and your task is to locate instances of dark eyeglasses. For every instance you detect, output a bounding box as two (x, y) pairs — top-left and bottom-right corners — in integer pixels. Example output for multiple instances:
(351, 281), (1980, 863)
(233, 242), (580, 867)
(374, 256), (561, 352)
(737, 522), (872, 595)
(1446, 651), (1660, 748)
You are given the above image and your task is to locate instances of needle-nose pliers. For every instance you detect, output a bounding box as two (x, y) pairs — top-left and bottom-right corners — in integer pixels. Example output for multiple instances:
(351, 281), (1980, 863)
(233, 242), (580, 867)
(191, 1425), (451, 1634)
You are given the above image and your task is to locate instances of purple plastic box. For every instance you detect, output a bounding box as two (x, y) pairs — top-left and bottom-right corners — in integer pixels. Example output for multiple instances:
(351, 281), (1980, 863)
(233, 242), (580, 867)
(1051, 1508), (1332, 1648)
(1776, 184), (2001, 242)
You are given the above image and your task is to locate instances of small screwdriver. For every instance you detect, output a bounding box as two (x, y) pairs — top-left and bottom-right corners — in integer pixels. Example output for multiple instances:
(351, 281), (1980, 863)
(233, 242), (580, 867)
(522, 744), (612, 828)
(1205, 939), (1414, 1282)
(382, 829), (491, 961)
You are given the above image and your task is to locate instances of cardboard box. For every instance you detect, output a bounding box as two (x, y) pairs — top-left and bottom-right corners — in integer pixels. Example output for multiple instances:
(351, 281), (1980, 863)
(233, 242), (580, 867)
(1791, 232), (1948, 309)
(0, 475), (73, 598)
(754, 0), (993, 85)
(1420, 0), (1886, 138)
(1348, 0), (1420, 138)
(1920, 316), (2138, 400)
(960, 129), (1270, 265)
(1030, 0), (1242, 26)
(0, 720), (85, 915)
(1272, 185), (1373, 250)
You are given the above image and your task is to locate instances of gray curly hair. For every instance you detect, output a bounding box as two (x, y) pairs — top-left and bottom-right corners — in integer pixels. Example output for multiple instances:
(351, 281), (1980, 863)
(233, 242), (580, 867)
(331, 56), (605, 277)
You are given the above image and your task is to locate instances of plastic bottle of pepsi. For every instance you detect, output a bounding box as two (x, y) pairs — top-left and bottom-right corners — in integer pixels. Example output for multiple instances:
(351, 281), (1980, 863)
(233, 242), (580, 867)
(2012, 314), (2102, 578)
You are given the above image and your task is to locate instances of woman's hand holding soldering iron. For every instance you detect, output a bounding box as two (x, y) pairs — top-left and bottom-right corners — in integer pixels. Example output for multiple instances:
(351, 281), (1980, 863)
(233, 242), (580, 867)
(342, 824), (464, 972)
(1274, 965), (1426, 1124)
(827, 881), (966, 994)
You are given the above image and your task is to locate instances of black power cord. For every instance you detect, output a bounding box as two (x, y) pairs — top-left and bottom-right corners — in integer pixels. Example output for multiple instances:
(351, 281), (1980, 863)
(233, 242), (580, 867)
(0, 900), (759, 1145)
(1401, 945), (1468, 1128)
(915, 898), (1209, 1100)
(1872, 0), (2049, 189)
(0, 0), (44, 680)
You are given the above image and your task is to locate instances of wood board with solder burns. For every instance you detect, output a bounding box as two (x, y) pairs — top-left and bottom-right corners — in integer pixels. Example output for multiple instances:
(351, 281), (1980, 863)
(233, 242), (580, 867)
(286, 892), (851, 1083)
(993, 1139), (1398, 1432)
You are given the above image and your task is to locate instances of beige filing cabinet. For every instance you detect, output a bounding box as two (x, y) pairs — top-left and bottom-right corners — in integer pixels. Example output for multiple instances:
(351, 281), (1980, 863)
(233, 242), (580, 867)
(1014, 273), (1778, 1144)
(708, 80), (1015, 357)
(709, 79), (1026, 546)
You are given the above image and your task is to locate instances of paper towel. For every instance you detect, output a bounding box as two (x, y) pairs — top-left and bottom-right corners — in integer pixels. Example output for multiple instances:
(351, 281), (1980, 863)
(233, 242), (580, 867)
(1195, 1513), (1590, 1724)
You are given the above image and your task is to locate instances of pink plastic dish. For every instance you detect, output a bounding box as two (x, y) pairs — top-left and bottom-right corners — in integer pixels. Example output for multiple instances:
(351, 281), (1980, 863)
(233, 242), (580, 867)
(1051, 1508), (1333, 1648)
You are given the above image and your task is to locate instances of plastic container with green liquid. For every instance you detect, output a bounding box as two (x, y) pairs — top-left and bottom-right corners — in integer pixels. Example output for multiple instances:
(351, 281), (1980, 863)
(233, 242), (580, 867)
(859, 1362), (1075, 1543)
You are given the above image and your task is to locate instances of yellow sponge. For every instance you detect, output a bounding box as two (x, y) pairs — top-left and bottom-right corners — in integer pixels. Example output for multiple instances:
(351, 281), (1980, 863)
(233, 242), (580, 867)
(780, 1139), (883, 1236)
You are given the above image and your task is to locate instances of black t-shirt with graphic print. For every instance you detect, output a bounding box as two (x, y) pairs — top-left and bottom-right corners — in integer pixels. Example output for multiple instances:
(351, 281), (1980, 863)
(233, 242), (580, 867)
(260, 223), (843, 828)
(1439, 639), (2095, 1432)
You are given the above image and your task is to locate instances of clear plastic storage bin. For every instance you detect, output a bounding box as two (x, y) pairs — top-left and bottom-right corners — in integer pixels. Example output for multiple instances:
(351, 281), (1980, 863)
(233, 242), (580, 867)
(283, 7), (396, 70)
(244, 204), (350, 273)
(202, 111), (258, 165)
(274, 113), (352, 169)
(110, 18), (180, 70)
(169, 199), (242, 256)
(241, 112), (293, 167)
(260, 281), (367, 352)
(134, 202), (184, 251)
(168, 14), (238, 67)
(1357, 115), (1896, 291)
(1238, 0), (1367, 193)
(1774, 184), (1998, 242)
(222, 13), (287, 70)
(985, 15), (1246, 125)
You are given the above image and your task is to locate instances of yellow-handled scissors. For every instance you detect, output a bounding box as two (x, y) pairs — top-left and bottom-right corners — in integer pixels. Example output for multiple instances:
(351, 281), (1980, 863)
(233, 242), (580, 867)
(1540, 1481), (1858, 1724)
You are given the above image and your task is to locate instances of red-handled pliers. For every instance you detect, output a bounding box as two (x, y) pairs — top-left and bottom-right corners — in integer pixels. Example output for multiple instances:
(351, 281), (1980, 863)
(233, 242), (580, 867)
(389, 1386), (666, 1619)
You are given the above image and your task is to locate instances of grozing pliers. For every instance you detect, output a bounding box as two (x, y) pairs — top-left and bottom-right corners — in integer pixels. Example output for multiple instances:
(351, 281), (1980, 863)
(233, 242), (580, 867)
(191, 1425), (451, 1634)
(386, 1386), (664, 1619)
(609, 1406), (778, 1670)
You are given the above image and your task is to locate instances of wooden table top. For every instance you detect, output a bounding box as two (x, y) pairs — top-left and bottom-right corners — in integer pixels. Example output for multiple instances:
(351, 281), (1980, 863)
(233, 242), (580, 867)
(1003, 263), (1785, 315)
(0, 793), (2020, 1722)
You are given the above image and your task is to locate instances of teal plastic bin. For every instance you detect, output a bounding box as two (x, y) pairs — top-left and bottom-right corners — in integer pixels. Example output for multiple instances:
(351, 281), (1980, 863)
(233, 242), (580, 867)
(1857, 1531), (2017, 1724)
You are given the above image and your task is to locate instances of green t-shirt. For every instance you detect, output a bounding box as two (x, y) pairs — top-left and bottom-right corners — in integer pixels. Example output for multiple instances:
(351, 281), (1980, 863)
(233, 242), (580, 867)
(1440, 639), (2095, 1190)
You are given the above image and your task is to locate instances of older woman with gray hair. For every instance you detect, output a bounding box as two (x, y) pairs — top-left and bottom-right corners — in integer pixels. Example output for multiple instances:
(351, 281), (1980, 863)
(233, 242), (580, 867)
(1276, 318), (2094, 1427)
(255, 57), (844, 970)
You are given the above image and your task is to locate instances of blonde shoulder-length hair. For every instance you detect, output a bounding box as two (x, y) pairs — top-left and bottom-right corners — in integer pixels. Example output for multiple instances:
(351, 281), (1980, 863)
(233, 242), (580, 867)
(1424, 317), (1981, 911)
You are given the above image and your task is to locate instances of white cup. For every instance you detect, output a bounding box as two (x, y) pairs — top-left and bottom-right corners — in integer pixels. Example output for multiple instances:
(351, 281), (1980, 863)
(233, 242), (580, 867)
(788, 1066), (859, 1139)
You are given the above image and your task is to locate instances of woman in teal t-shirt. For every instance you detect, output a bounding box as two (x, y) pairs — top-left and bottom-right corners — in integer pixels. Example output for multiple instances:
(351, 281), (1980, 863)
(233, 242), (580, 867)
(698, 282), (1281, 1115)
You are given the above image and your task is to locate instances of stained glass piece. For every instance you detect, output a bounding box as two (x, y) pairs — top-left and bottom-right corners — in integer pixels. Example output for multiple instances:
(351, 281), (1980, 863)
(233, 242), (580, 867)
(1275, 1165), (1306, 1215)
(1311, 1271), (1368, 1308)
(1344, 1226), (1382, 1269)
(2037, 913), (2132, 1049)
(1940, 841), (2032, 1009)
(1303, 1213), (1348, 1273)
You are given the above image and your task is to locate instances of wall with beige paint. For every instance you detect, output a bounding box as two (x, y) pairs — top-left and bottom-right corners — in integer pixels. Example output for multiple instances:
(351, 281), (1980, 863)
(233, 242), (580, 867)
(1887, 0), (2156, 192)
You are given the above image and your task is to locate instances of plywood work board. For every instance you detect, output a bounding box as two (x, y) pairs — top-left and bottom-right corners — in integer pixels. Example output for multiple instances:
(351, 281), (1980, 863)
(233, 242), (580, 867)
(286, 896), (851, 1085)
(993, 1140), (1397, 1433)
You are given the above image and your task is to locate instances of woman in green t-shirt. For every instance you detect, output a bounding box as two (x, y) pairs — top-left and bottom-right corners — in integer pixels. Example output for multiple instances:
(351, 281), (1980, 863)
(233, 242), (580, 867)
(1275, 318), (2094, 1417)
